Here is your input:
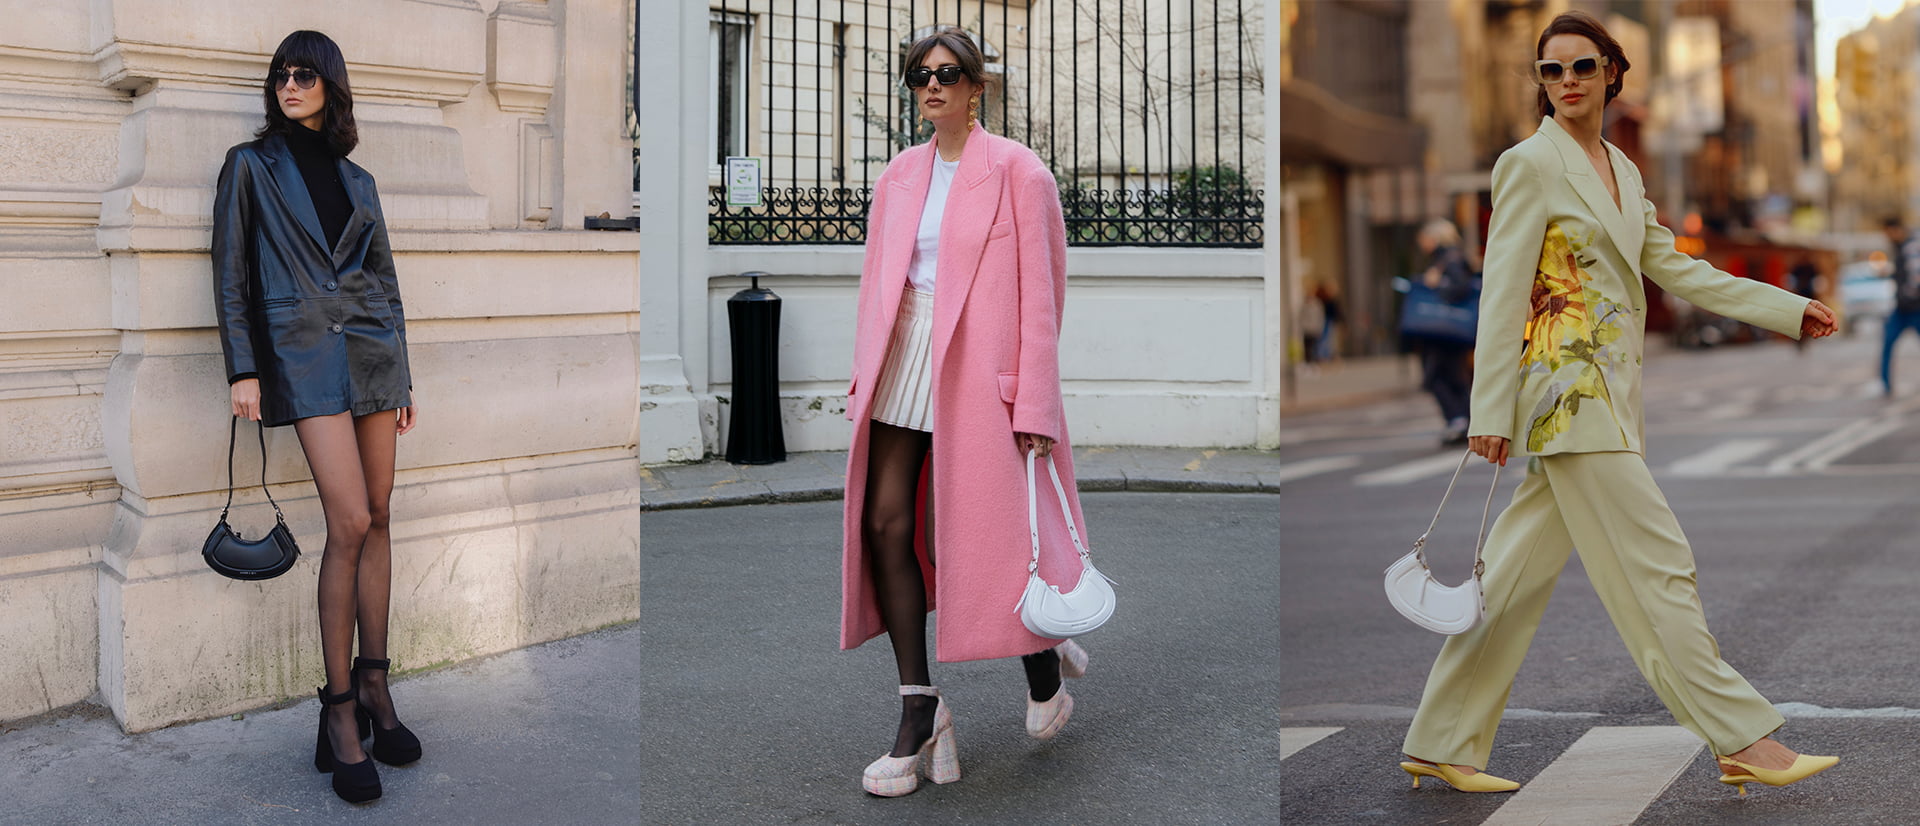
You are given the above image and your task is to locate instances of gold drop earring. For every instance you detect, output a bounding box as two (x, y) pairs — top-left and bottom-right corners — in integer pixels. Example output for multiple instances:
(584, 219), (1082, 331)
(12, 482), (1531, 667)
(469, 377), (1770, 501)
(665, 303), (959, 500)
(968, 95), (979, 130)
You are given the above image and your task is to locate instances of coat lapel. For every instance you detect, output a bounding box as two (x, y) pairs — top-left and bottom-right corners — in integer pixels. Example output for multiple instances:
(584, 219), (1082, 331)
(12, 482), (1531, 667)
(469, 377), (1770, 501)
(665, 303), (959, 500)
(879, 144), (935, 338)
(930, 132), (998, 363)
(333, 159), (377, 262)
(1539, 117), (1637, 271)
(1608, 145), (1647, 269)
(262, 135), (329, 256)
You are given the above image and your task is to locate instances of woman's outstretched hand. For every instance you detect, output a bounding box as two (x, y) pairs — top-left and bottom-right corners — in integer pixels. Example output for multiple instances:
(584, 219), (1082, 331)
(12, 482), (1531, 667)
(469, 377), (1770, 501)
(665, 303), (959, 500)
(230, 378), (262, 421)
(1016, 432), (1055, 457)
(1469, 435), (1509, 467)
(1802, 299), (1838, 339)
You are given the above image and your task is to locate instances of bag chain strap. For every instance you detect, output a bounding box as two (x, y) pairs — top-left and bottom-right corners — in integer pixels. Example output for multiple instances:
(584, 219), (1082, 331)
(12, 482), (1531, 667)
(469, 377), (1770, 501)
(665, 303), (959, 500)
(1412, 449), (1503, 581)
(219, 418), (286, 530)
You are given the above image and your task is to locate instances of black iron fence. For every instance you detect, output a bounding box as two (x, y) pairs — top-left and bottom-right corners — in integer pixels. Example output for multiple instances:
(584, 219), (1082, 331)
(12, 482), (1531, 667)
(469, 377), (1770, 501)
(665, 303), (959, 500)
(702, 0), (1264, 247)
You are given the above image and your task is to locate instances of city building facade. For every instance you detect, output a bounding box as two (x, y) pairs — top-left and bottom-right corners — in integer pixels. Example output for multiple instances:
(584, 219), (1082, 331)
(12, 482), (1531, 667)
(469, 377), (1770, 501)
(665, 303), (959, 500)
(1280, 0), (1823, 381)
(0, 0), (639, 731)
(641, 0), (1276, 459)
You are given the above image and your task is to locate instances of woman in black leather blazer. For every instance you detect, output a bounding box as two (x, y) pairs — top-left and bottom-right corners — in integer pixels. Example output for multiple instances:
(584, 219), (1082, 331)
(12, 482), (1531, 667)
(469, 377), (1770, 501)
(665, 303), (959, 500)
(212, 30), (419, 804)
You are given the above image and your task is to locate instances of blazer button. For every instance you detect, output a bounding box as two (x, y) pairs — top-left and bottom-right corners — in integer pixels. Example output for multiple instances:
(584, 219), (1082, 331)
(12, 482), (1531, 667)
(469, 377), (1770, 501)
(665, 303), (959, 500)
(324, 280), (339, 291)
(330, 323), (344, 334)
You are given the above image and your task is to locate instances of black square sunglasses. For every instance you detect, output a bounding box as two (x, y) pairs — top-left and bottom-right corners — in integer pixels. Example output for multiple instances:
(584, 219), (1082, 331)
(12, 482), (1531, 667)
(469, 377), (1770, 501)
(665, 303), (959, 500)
(904, 66), (967, 88)
(270, 68), (322, 90)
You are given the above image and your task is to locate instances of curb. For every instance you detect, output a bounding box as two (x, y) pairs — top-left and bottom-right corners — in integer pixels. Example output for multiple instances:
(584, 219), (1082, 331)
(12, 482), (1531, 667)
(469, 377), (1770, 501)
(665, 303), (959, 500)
(640, 472), (1280, 512)
(1280, 384), (1421, 416)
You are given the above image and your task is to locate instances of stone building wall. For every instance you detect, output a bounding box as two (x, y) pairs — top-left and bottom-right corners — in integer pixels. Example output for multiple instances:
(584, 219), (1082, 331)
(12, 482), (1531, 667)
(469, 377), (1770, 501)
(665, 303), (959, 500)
(0, 0), (640, 732)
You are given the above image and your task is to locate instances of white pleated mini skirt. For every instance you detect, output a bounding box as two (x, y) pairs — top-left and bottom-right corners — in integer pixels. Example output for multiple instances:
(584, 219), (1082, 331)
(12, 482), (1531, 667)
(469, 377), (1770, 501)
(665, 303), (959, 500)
(870, 288), (936, 432)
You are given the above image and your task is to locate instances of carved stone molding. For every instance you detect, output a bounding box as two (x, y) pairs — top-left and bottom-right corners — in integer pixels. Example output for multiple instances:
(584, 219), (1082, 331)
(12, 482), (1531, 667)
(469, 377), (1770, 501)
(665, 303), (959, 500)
(488, 2), (557, 115)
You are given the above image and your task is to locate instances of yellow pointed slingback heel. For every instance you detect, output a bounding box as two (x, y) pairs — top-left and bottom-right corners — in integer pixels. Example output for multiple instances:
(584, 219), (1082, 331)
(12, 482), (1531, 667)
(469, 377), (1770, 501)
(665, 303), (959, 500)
(1399, 760), (1521, 793)
(1714, 753), (1838, 796)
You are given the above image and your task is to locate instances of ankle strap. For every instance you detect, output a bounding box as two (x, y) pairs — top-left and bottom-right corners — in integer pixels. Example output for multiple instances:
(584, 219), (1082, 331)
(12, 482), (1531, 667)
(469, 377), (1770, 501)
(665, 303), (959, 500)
(318, 685), (356, 706)
(353, 657), (392, 671)
(899, 685), (940, 697)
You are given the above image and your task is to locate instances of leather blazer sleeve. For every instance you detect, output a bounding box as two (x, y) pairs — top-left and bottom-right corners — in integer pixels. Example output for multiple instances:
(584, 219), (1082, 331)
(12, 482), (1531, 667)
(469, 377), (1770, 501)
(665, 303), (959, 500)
(362, 183), (411, 384)
(1466, 148), (1548, 443)
(1011, 160), (1068, 442)
(212, 144), (258, 384)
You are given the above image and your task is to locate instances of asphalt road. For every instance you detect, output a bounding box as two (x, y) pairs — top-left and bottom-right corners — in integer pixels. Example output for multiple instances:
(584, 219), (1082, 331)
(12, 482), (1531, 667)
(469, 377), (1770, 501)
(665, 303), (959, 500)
(638, 492), (1281, 825)
(1281, 331), (1920, 825)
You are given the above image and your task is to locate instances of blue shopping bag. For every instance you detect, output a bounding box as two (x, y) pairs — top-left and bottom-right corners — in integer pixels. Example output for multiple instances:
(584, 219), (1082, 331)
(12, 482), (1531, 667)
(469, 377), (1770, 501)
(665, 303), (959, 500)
(1399, 278), (1480, 345)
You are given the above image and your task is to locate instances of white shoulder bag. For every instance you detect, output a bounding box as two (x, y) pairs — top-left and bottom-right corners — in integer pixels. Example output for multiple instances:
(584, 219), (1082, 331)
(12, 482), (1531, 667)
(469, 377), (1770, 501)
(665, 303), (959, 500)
(1383, 450), (1502, 635)
(1014, 449), (1116, 638)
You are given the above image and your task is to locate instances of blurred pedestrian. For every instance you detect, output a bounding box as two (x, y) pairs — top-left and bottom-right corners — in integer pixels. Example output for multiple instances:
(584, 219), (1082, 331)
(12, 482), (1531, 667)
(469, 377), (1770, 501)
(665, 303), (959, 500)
(1790, 254), (1819, 352)
(1299, 284), (1326, 365)
(1413, 219), (1476, 444)
(1314, 282), (1343, 363)
(1880, 217), (1920, 395)
(1398, 10), (1839, 798)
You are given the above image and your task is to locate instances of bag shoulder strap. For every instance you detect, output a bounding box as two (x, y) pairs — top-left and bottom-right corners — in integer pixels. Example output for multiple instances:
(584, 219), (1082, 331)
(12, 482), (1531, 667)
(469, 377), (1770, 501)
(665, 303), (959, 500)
(1026, 449), (1092, 567)
(1412, 449), (1502, 581)
(221, 416), (287, 526)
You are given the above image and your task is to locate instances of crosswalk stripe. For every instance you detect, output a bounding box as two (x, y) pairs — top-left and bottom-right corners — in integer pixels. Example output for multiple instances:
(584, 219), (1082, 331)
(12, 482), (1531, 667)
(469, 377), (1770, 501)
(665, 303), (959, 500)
(1481, 726), (1700, 826)
(1278, 727), (1343, 761)
(1664, 438), (1777, 476)
(1355, 452), (1466, 487)
(1767, 413), (1897, 474)
(1274, 455), (1363, 485)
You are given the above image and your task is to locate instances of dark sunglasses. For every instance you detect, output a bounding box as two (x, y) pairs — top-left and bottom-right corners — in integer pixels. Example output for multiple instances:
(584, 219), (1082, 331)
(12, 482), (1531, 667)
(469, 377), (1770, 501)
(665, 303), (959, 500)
(1533, 54), (1607, 85)
(904, 65), (967, 88)
(270, 68), (322, 91)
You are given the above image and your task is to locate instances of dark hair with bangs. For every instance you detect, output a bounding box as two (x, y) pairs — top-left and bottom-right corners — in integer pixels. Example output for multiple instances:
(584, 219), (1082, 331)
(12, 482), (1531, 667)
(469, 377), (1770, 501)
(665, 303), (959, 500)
(904, 26), (991, 91)
(256, 30), (358, 156)
(1535, 11), (1629, 119)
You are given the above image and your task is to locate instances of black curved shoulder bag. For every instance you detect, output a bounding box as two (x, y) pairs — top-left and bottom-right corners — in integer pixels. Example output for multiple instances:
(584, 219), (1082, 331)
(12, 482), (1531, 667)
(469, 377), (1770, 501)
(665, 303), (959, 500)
(202, 416), (300, 580)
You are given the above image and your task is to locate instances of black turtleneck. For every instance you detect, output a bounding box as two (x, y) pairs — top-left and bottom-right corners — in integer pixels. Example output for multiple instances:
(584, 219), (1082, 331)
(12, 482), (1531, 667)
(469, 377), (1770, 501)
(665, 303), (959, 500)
(287, 122), (351, 249)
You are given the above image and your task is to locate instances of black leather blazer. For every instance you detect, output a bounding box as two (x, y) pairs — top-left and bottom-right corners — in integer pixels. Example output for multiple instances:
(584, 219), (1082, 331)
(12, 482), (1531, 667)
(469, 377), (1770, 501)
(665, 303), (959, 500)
(212, 134), (412, 426)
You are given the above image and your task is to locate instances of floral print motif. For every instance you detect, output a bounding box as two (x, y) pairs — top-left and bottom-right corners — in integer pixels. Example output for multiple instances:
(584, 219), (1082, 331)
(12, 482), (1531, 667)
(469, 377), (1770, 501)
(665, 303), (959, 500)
(1521, 222), (1631, 452)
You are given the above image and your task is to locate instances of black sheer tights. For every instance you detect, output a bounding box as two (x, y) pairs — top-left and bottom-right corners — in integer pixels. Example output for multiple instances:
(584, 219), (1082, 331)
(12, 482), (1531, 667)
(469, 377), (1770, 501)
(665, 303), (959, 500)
(865, 422), (1062, 757)
(293, 410), (400, 764)
(865, 422), (936, 757)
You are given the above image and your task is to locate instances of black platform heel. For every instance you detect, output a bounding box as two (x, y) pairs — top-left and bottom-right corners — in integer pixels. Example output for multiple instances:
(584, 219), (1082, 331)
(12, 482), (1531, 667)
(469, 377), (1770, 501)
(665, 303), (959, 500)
(313, 684), (381, 803)
(353, 657), (423, 765)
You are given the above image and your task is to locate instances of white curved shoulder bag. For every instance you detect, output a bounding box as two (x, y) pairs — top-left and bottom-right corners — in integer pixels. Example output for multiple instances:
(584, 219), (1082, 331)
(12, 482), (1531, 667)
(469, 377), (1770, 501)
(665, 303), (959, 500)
(1014, 449), (1116, 638)
(1384, 450), (1502, 635)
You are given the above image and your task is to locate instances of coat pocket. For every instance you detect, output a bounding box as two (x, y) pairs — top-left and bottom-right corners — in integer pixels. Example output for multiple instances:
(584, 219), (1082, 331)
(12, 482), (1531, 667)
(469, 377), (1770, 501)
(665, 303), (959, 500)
(988, 220), (1015, 240)
(997, 371), (1018, 403)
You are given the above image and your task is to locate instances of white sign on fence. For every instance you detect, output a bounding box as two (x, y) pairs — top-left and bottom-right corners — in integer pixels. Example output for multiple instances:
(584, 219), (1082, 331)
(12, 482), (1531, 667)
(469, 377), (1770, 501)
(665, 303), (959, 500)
(725, 156), (763, 207)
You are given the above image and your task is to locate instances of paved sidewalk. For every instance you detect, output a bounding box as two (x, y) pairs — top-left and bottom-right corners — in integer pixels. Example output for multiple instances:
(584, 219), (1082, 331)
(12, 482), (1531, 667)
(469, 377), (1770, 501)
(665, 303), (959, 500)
(1282, 354), (1422, 416)
(639, 446), (1281, 510)
(0, 623), (639, 824)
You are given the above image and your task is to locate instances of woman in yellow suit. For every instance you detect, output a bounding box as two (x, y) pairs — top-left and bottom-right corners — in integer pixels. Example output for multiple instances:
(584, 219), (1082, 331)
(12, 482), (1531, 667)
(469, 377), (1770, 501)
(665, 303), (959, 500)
(1398, 11), (1841, 796)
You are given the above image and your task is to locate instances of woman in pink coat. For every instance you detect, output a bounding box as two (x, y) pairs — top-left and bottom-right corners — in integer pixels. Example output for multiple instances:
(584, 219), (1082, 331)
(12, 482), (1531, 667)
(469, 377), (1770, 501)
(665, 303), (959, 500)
(840, 27), (1096, 797)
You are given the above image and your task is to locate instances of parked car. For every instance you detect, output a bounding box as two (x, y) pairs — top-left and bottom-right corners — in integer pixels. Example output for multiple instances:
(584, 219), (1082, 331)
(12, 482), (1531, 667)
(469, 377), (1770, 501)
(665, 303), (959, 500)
(1839, 260), (1895, 335)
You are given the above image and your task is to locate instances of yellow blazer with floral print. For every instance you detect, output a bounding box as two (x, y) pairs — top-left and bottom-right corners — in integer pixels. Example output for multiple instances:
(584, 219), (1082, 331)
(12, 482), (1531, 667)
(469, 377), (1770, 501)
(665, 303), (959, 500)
(1469, 117), (1809, 456)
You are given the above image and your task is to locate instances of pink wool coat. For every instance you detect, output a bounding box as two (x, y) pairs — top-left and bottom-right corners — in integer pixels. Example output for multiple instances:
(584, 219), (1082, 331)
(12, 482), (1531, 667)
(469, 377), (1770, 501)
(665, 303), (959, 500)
(840, 130), (1094, 663)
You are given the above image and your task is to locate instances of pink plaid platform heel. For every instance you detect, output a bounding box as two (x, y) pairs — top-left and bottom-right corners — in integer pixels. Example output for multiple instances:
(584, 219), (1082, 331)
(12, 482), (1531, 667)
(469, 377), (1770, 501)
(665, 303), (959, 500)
(862, 685), (959, 797)
(1027, 640), (1088, 739)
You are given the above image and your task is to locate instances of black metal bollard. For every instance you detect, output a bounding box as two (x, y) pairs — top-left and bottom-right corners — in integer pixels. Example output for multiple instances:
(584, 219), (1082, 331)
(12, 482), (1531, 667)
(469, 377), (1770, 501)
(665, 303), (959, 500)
(725, 272), (786, 464)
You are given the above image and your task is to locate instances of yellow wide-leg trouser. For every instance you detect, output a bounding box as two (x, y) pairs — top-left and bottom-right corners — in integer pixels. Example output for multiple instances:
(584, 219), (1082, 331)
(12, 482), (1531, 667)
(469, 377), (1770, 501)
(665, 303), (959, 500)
(1401, 450), (1783, 770)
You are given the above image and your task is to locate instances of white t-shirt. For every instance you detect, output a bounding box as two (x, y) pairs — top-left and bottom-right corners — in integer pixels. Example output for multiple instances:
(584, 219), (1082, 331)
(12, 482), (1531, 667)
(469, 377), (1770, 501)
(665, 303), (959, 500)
(905, 151), (962, 294)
